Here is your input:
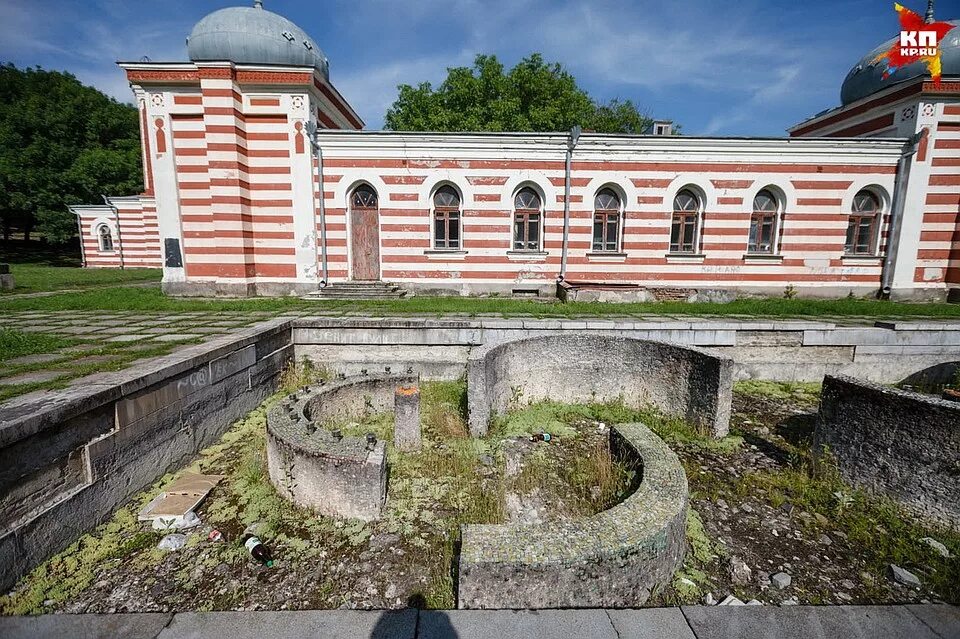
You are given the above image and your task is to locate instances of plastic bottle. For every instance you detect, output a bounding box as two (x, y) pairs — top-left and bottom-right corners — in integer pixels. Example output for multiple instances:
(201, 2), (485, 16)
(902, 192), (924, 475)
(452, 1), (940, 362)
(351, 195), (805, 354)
(241, 532), (274, 567)
(530, 432), (552, 442)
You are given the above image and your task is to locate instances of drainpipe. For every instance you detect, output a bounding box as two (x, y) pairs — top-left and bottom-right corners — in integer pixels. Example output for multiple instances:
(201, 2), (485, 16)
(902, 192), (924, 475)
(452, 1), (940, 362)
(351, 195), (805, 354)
(307, 123), (328, 287)
(74, 209), (87, 268)
(559, 125), (582, 281)
(879, 130), (924, 299)
(102, 194), (125, 270)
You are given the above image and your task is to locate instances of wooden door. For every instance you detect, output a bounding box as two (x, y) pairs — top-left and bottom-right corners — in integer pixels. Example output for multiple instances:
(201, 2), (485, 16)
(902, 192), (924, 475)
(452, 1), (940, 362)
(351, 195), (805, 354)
(349, 185), (381, 280)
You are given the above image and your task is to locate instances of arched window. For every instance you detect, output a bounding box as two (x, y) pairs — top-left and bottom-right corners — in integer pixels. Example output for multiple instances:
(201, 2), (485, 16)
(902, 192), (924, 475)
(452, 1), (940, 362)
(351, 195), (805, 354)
(748, 189), (780, 254)
(670, 189), (701, 253)
(350, 184), (378, 209)
(513, 187), (542, 251)
(432, 185), (462, 250)
(593, 188), (621, 252)
(845, 190), (881, 255)
(97, 224), (114, 252)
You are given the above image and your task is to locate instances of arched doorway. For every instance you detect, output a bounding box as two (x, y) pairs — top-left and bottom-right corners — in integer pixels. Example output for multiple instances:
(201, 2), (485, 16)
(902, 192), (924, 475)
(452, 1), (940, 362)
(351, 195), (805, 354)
(349, 184), (381, 281)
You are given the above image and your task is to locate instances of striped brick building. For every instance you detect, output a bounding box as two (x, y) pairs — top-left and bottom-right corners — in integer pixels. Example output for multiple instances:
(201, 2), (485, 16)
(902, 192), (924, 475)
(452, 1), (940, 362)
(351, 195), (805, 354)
(72, 2), (960, 301)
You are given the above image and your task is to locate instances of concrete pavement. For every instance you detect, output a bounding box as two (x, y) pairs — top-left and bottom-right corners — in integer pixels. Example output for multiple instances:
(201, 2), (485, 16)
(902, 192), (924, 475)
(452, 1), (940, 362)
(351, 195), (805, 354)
(1, 605), (958, 639)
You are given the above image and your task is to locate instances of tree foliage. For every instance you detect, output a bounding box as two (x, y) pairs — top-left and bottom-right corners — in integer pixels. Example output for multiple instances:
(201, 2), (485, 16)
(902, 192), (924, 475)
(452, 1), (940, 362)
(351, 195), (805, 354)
(385, 54), (655, 134)
(0, 64), (142, 242)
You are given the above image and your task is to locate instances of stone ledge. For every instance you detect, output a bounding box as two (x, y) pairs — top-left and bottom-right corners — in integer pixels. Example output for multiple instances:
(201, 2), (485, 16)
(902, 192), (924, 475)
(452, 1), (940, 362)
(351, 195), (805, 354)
(0, 319), (292, 448)
(457, 422), (688, 609)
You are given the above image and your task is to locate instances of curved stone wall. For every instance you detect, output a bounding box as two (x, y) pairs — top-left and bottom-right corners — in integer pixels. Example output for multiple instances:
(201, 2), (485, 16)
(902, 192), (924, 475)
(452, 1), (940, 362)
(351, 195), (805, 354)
(814, 375), (960, 528)
(457, 422), (688, 609)
(266, 374), (414, 521)
(466, 334), (733, 438)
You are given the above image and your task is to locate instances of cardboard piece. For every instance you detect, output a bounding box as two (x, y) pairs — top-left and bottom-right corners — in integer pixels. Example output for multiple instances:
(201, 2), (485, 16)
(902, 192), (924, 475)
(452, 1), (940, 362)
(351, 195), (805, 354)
(138, 472), (224, 525)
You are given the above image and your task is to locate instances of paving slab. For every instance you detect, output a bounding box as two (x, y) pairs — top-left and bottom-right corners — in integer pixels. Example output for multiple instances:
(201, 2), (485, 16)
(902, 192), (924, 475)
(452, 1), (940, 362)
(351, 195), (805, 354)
(18, 325), (63, 333)
(61, 344), (104, 354)
(680, 604), (951, 639)
(55, 326), (107, 335)
(0, 370), (70, 385)
(906, 604), (960, 638)
(0, 613), (172, 639)
(157, 610), (416, 639)
(607, 609), (697, 639)
(420, 609), (618, 639)
(106, 334), (148, 343)
(153, 334), (202, 342)
(3, 353), (66, 366)
(70, 355), (123, 367)
(97, 326), (140, 335)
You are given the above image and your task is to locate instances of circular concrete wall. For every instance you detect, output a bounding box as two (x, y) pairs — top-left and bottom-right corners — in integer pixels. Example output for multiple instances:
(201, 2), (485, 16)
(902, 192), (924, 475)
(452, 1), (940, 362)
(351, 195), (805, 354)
(457, 422), (688, 609)
(266, 374), (413, 521)
(466, 334), (733, 438)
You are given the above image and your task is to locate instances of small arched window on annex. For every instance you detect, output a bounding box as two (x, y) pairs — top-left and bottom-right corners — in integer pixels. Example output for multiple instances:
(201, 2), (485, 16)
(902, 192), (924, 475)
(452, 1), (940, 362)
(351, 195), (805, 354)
(845, 188), (883, 256)
(350, 183), (379, 211)
(512, 185), (543, 251)
(747, 188), (783, 255)
(97, 223), (114, 252)
(432, 184), (462, 251)
(592, 187), (623, 252)
(670, 187), (703, 254)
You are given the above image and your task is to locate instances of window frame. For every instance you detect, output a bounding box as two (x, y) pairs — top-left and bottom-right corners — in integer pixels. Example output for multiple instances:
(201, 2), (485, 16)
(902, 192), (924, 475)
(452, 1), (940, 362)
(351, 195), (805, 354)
(431, 185), (462, 251)
(350, 183), (379, 210)
(747, 189), (781, 255)
(97, 224), (114, 252)
(844, 190), (882, 256)
(512, 187), (543, 252)
(592, 188), (622, 253)
(669, 189), (702, 254)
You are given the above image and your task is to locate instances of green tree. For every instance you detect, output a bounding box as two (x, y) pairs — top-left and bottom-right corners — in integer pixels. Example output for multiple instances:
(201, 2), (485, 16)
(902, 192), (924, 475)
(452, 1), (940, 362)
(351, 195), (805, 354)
(0, 64), (142, 242)
(385, 53), (657, 134)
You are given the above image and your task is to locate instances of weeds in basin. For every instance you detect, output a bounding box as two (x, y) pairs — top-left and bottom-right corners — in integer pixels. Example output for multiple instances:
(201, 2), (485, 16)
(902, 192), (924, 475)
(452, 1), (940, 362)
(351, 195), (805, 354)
(325, 411), (394, 441)
(490, 399), (743, 453)
(736, 461), (960, 601)
(733, 380), (822, 405)
(278, 357), (332, 393)
(0, 497), (162, 615)
(421, 379), (469, 438)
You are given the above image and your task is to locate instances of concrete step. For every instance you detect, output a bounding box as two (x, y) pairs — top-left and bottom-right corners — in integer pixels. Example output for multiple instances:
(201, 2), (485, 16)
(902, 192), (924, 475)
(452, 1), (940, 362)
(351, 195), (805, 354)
(301, 282), (407, 301)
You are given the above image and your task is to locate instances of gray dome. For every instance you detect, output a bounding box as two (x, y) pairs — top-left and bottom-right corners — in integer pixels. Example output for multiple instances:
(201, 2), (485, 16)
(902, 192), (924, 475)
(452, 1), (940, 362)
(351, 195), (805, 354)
(187, 4), (328, 78)
(841, 19), (959, 105)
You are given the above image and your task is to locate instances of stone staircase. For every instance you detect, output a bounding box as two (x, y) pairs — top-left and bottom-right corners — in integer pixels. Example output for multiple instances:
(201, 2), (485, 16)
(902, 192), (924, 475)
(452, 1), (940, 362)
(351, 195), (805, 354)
(301, 281), (407, 300)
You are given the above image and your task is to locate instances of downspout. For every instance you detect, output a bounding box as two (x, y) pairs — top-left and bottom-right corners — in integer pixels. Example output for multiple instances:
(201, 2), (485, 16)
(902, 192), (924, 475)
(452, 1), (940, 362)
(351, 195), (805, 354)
(558, 125), (582, 281)
(879, 130), (924, 298)
(102, 194), (125, 270)
(73, 209), (86, 268)
(307, 124), (328, 286)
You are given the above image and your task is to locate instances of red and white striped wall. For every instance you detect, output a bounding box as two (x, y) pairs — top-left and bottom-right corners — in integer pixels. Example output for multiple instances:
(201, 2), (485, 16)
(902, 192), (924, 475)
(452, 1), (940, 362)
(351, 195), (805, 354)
(70, 196), (161, 269)
(315, 133), (902, 296)
(79, 60), (960, 299)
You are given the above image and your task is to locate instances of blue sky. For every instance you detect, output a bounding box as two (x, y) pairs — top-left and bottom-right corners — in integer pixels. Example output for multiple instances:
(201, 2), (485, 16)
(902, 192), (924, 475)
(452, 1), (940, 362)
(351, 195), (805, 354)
(2, 0), (956, 134)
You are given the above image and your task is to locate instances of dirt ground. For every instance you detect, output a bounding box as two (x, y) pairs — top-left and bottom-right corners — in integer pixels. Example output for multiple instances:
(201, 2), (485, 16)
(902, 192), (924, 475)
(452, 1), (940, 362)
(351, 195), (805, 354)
(2, 381), (957, 615)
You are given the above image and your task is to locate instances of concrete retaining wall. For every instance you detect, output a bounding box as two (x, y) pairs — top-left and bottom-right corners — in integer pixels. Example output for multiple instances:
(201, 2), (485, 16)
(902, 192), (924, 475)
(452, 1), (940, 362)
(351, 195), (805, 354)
(292, 318), (960, 384)
(0, 320), (292, 592)
(465, 334), (733, 438)
(814, 375), (960, 528)
(457, 422), (688, 609)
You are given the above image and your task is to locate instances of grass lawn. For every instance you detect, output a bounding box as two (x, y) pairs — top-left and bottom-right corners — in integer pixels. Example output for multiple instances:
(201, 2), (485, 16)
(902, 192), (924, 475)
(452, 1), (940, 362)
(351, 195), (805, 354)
(1, 265), (162, 295)
(1, 286), (960, 318)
